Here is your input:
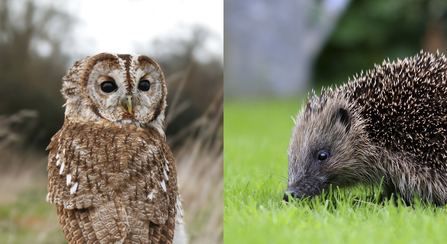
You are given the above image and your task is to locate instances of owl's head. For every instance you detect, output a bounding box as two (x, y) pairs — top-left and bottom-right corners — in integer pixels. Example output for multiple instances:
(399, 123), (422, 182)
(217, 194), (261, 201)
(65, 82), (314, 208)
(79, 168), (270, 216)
(61, 53), (167, 131)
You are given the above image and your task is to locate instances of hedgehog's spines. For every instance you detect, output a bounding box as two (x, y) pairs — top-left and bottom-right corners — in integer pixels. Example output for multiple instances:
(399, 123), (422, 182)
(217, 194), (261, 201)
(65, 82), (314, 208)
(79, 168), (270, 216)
(289, 50), (447, 205)
(349, 51), (447, 172)
(311, 89), (317, 101)
(320, 87), (325, 98)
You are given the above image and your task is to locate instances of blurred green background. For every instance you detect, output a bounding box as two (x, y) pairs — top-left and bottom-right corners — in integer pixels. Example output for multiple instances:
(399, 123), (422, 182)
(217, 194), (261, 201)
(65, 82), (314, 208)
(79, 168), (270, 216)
(315, 0), (447, 90)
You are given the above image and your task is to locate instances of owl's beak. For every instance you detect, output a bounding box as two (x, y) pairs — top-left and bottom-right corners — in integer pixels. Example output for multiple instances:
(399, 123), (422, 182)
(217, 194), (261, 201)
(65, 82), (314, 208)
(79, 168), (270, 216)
(126, 95), (133, 113)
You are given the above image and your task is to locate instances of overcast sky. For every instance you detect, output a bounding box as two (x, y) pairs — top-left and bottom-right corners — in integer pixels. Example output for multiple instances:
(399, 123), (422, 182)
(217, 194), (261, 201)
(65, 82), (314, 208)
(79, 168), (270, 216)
(54, 0), (222, 62)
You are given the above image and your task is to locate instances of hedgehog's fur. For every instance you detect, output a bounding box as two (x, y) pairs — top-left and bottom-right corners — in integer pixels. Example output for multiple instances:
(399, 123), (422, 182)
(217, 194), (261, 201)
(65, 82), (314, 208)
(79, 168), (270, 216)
(285, 51), (447, 205)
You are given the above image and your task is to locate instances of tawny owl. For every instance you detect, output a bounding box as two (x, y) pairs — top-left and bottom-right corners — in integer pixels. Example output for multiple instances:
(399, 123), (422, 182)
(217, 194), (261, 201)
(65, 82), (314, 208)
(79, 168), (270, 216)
(46, 53), (187, 244)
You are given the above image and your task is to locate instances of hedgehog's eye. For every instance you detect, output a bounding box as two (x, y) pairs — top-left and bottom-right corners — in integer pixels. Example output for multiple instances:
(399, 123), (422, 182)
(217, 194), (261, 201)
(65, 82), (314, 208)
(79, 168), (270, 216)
(317, 150), (329, 161)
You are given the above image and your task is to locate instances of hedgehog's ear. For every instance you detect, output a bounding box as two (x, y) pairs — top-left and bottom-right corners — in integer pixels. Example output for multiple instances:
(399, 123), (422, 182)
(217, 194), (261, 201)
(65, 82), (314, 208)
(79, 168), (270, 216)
(332, 107), (351, 132)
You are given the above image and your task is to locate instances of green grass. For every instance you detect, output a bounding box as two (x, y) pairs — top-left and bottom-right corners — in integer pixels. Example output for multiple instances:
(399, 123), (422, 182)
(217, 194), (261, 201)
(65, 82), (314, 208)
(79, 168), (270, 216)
(0, 186), (66, 244)
(224, 99), (447, 244)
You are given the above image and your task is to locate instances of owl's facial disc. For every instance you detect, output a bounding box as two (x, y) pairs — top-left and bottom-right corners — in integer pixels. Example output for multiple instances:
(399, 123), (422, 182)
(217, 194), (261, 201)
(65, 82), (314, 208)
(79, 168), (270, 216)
(82, 56), (165, 126)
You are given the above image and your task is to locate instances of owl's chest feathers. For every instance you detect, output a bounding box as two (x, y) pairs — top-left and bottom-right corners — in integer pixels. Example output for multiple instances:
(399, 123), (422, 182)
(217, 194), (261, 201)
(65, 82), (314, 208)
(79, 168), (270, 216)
(50, 120), (170, 192)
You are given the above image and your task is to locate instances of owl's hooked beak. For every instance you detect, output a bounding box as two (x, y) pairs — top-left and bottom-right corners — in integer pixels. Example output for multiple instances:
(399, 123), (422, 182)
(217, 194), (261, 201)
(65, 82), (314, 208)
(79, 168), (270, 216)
(126, 95), (133, 113)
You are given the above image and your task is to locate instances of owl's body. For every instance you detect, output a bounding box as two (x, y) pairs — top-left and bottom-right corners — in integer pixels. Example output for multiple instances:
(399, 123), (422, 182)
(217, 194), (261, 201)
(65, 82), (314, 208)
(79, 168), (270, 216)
(47, 53), (186, 244)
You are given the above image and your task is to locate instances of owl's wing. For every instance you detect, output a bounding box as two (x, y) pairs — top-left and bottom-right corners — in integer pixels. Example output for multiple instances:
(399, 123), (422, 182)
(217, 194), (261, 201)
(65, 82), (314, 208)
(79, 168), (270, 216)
(47, 123), (177, 225)
(47, 126), (104, 210)
(124, 139), (178, 225)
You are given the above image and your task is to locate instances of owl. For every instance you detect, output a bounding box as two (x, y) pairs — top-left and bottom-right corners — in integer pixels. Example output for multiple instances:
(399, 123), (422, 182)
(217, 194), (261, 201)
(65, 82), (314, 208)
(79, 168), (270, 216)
(46, 53), (187, 244)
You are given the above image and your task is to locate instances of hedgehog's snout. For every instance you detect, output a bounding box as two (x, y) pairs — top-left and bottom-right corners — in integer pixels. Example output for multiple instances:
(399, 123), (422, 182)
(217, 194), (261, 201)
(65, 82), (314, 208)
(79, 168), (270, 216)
(283, 191), (296, 202)
(283, 185), (314, 202)
(284, 173), (329, 201)
(283, 190), (300, 202)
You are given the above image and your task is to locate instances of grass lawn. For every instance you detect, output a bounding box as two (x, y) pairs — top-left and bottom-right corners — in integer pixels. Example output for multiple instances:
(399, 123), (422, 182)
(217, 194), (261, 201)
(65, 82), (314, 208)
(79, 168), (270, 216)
(224, 99), (447, 244)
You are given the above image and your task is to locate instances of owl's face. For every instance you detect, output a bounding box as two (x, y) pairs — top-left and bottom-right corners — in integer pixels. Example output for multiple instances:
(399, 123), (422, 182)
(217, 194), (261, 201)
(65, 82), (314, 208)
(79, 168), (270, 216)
(62, 53), (167, 127)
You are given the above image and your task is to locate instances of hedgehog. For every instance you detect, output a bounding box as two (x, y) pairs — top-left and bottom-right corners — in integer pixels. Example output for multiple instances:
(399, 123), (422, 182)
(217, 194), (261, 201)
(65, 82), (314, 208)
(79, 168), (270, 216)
(284, 51), (447, 205)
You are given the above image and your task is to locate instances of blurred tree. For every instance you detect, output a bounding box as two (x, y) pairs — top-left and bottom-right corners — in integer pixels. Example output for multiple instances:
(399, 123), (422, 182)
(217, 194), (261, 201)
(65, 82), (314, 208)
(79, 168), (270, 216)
(0, 0), (73, 149)
(315, 0), (447, 89)
(144, 26), (223, 146)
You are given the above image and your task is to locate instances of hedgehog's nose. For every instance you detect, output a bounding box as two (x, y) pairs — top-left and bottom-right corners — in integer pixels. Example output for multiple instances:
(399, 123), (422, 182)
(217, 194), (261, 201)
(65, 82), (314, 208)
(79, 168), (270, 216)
(283, 191), (297, 202)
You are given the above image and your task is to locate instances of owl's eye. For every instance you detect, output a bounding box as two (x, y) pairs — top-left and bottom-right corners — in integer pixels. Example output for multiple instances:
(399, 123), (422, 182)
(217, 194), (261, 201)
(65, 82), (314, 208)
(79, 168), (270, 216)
(138, 80), (150, 91)
(317, 150), (329, 161)
(100, 81), (117, 93)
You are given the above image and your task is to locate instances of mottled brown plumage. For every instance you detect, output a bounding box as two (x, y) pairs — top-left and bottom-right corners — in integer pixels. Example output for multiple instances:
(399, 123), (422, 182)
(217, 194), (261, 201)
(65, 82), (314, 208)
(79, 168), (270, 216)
(47, 53), (186, 243)
(285, 51), (447, 205)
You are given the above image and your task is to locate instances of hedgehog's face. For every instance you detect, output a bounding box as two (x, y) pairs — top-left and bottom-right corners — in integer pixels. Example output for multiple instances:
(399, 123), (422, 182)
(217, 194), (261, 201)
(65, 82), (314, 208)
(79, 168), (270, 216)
(284, 98), (371, 201)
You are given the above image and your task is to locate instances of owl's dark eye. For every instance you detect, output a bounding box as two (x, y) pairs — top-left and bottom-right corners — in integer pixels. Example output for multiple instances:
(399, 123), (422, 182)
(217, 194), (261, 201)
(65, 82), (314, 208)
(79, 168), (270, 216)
(138, 80), (150, 91)
(100, 81), (117, 93)
(317, 150), (329, 161)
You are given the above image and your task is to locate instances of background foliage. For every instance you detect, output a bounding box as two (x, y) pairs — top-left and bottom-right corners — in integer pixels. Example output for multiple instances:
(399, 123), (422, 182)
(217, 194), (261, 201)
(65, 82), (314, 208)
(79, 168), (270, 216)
(315, 0), (447, 89)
